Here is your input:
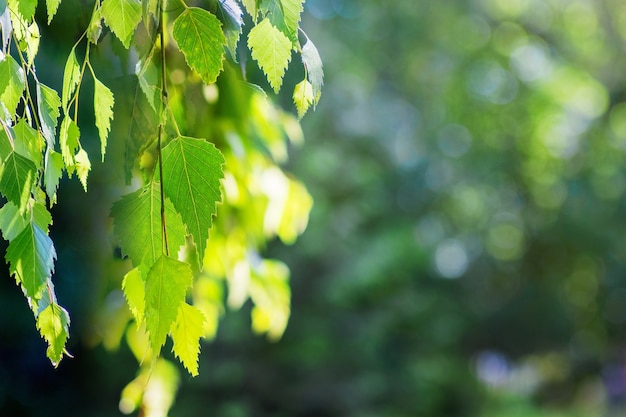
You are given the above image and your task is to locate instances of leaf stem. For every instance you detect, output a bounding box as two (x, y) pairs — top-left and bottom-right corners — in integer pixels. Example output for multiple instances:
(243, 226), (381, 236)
(157, 0), (169, 257)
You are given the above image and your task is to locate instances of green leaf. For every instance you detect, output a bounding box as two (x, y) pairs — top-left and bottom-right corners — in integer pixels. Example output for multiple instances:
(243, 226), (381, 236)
(110, 182), (187, 267)
(36, 302), (70, 367)
(59, 116), (79, 172)
(142, 0), (158, 28)
(0, 55), (25, 120)
(0, 201), (52, 241)
(247, 18), (292, 93)
(74, 148), (90, 191)
(172, 7), (226, 85)
(278, 0), (303, 40)
(46, 0), (61, 23)
(135, 48), (161, 111)
(37, 83), (61, 147)
(93, 76), (114, 161)
(62, 47), (80, 112)
(6, 222), (56, 300)
(101, 0), (141, 49)
(9, 0), (37, 21)
(301, 36), (324, 101)
(0, 0), (12, 50)
(145, 255), (193, 354)
(14, 119), (44, 167)
(241, 0), (258, 19)
(44, 150), (63, 204)
(0, 152), (36, 211)
(171, 303), (205, 376)
(87, 7), (102, 44)
(292, 79), (313, 119)
(122, 265), (146, 324)
(161, 136), (225, 263)
(216, 0), (243, 60)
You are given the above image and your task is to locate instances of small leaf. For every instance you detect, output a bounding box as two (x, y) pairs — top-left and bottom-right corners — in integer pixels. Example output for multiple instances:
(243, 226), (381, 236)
(101, 0), (141, 48)
(241, 0), (258, 19)
(135, 49), (161, 111)
(93, 76), (114, 161)
(122, 265), (146, 324)
(301, 36), (323, 102)
(87, 7), (102, 44)
(110, 182), (187, 267)
(0, 55), (25, 120)
(216, 0), (243, 60)
(44, 150), (63, 204)
(145, 255), (193, 354)
(171, 303), (205, 376)
(62, 47), (81, 112)
(0, 201), (51, 241)
(161, 136), (225, 263)
(36, 302), (70, 367)
(59, 116), (79, 172)
(0, 152), (36, 212)
(172, 7), (226, 85)
(46, 0), (61, 24)
(74, 148), (90, 191)
(6, 222), (56, 300)
(292, 79), (313, 119)
(37, 83), (61, 147)
(247, 18), (292, 93)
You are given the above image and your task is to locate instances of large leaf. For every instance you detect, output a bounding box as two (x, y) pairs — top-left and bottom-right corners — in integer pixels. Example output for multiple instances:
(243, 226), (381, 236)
(0, 152), (36, 212)
(101, 0), (141, 48)
(36, 302), (69, 367)
(62, 46), (81, 112)
(0, 55), (26, 120)
(37, 83), (61, 147)
(161, 136), (225, 263)
(0, 201), (52, 241)
(145, 255), (193, 353)
(93, 76), (114, 161)
(110, 182), (187, 267)
(171, 303), (205, 376)
(172, 7), (226, 85)
(46, 0), (61, 23)
(6, 222), (56, 300)
(247, 18), (292, 93)
(216, 0), (243, 60)
(301, 36), (324, 100)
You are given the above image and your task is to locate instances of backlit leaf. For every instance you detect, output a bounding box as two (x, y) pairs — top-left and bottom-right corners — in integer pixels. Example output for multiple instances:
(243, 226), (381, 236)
(279, 0), (303, 40)
(6, 222), (56, 300)
(292, 79), (313, 119)
(0, 201), (51, 241)
(161, 136), (225, 263)
(36, 302), (69, 367)
(62, 47), (80, 112)
(145, 255), (193, 353)
(93, 76), (114, 161)
(122, 265), (146, 324)
(0, 55), (25, 120)
(171, 303), (205, 376)
(74, 148), (90, 191)
(172, 7), (226, 85)
(0, 152), (36, 211)
(101, 0), (141, 48)
(44, 150), (63, 204)
(248, 18), (292, 93)
(0, 0), (12, 51)
(37, 83), (61, 147)
(110, 182), (187, 267)
(301, 36), (323, 102)
(46, 0), (61, 23)
(135, 48), (161, 111)
(241, 0), (257, 19)
(13, 118), (43, 167)
(59, 116), (79, 172)
(9, 0), (36, 21)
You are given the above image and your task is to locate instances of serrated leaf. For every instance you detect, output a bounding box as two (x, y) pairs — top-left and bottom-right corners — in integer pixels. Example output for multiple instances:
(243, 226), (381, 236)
(111, 182), (187, 267)
(293, 79), (313, 119)
(248, 18), (292, 93)
(0, 201), (51, 241)
(171, 303), (205, 376)
(46, 0), (61, 23)
(161, 136), (224, 263)
(62, 47), (80, 112)
(93, 77), (114, 161)
(142, 0), (158, 29)
(14, 119), (43, 167)
(279, 0), (303, 40)
(0, 0), (12, 51)
(36, 302), (69, 367)
(101, 0), (141, 49)
(9, 0), (37, 21)
(59, 116), (79, 172)
(37, 83), (61, 147)
(172, 7), (226, 85)
(241, 0), (257, 19)
(74, 148), (90, 191)
(44, 149), (63, 204)
(122, 265), (146, 324)
(145, 255), (193, 354)
(135, 49), (161, 111)
(11, 12), (39, 63)
(0, 55), (25, 120)
(260, 0), (297, 41)
(0, 152), (36, 211)
(301, 36), (323, 101)
(6, 222), (56, 299)
(87, 7), (102, 44)
(216, 0), (243, 60)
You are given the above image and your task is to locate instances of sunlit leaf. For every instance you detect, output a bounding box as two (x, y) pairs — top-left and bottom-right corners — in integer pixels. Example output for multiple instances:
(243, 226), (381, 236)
(135, 48), (161, 111)
(62, 47), (80, 112)
(0, 152), (36, 212)
(59, 116), (79, 172)
(101, 0), (141, 48)
(0, 201), (51, 241)
(0, 55), (25, 120)
(122, 265), (146, 324)
(145, 255), (193, 353)
(172, 7), (226, 85)
(9, 0), (37, 21)
(74, 148), (90, 191)
(292, 79), (313, 119)
(87, 7), (102, 44)
(260, 0), (303, 41)
(43, 150), (63, 204)
(36, 302), (70, 367)
(171, 303), (205, 376)
(13, 119), (43, 167)
(248, 18), (292, 93)
(93, 76), (114, 161)
(241, 0), (257, 19)
(37, 83), (61, 147)
(0, 0), (12, 51)
(161, 136), (225, 263)
(46, 0), (61, 23)
(301, 36), (323, 102)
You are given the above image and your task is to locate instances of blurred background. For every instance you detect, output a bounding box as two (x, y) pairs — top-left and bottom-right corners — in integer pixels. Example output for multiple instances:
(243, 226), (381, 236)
(5, 0), (626, 415)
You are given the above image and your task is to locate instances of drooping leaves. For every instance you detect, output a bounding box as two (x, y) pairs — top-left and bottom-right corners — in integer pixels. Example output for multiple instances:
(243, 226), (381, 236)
(171, 303), (206, 376)
(62, 47), (81, 112)
(248, 18), (292, 93)
(110, 182), (187, 267)
(13, 119), (44, 166)
(0, 201), (51, 241)
(59, 116), (80, 171)
(93, 76), (114, 161)
(6, 222), (56, 300)
(278, 0), (304, 40)
(161, 136), (225, 263)
(0, 55), (26, 120)
(0, 152), (36, 212)
(37, 83), (61, 147)
(145, 255), (193, 353)
(293, 79), (314, 119)
(172, 7), (226, 85)
(36, 302), (70, 366)
(301, 36), (324, 101)
(74, 148), (91, 191)
(101, 0), (141, 48)
(46, 0), (62, 23)
(10, 0), (37, 21)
